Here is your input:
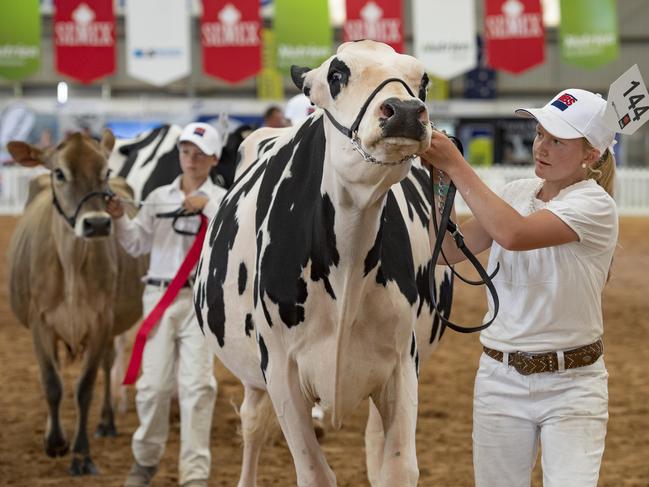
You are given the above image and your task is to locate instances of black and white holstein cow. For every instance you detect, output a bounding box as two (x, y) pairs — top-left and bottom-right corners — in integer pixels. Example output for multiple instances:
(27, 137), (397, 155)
(194, 40), (452, 486)
(108, 122), (251, 196)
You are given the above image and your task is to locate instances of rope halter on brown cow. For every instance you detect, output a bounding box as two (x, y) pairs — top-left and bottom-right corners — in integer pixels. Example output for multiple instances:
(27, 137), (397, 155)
(50, 169), (115, 230)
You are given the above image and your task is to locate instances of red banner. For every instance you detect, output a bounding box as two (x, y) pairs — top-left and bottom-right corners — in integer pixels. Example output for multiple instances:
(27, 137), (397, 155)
(201, 0), (261, 83)
(344, 0), (404, 53)
(484, 0), (545, 74)
(54, 0), (115, 84)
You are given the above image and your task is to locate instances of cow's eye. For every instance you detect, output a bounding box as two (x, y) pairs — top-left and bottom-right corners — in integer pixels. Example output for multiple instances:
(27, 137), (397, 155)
(328, 71), (343, 84)
(53, 168), (66, 181)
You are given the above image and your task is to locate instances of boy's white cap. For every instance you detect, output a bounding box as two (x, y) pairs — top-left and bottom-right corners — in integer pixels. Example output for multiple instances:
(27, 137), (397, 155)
(178, 122), (222, 157)
(515, 88), (616, 154)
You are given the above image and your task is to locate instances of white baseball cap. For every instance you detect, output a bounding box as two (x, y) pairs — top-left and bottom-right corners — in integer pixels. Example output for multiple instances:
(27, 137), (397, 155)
(178, 122), (222, 158)
(515, 89), (616, 154)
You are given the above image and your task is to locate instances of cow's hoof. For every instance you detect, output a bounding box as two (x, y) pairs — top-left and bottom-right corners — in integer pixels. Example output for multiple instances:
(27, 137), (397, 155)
(95, 422), (117, 438)
(44, 435), (69, 457)
(69, 455), (98, 476)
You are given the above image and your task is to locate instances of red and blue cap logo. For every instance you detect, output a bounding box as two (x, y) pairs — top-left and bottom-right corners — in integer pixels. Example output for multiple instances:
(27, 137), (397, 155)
(193, 127), (205, 137)
(551, 93), (578, 111)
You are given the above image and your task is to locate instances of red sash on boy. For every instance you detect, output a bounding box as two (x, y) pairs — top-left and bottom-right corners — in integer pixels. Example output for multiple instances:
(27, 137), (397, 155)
(123, 214), (208, 385)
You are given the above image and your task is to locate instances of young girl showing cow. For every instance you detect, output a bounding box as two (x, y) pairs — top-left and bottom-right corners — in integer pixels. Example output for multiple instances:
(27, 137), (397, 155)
(421, 89), (618, 487)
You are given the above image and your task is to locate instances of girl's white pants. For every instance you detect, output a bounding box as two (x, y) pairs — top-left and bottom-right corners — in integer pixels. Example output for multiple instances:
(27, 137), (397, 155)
(473, 353), (608, 487)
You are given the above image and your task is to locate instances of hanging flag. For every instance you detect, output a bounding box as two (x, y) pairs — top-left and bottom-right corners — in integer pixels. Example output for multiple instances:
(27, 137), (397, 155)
(0, 0), (41, 80)
(126, 0), (190, 86)
(201, 0), (261, 83)
(412, 0), (477, 80)
(54, 0), (115, 84)
(484, 0), (544, 74)
(274, 0), (331, 72)
(343, 0), (404, 53)
(257, 28), (284, 100)
(559, 0), (619, 69)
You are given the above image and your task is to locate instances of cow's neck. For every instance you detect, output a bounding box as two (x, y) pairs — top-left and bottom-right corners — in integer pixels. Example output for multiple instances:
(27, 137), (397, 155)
(321, 137), (404, 264)
(320, 143), (398, 308)
(51, 215), (118, 301)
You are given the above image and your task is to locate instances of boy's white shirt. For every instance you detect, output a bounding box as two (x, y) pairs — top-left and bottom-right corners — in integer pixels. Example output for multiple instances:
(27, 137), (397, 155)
(115, 175), (226, 281)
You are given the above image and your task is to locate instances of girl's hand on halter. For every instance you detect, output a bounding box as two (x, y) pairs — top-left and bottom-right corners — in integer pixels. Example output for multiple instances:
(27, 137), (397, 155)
(419, 130), (466, 175)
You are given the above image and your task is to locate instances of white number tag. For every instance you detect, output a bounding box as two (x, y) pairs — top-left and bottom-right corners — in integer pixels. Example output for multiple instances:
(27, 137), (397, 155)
(604, 64), (649, 135)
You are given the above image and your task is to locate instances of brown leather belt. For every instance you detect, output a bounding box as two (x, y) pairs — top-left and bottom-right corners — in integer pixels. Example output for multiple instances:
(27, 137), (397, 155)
(483, 340), (603, 375)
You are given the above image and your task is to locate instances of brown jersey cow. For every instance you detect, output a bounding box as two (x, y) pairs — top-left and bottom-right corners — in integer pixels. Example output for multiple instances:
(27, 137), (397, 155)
(7, 130), (146, 476)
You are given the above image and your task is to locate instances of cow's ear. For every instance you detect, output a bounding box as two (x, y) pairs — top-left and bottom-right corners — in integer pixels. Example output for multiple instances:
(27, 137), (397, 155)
(100, 128), (115, 156)
(6, 141), (46, 167)
(290, 65), (311, 92)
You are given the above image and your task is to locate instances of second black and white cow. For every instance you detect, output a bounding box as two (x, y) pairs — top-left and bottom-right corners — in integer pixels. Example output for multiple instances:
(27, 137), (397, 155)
(194, 40), (452, 486)
(108, 122), (249, 199)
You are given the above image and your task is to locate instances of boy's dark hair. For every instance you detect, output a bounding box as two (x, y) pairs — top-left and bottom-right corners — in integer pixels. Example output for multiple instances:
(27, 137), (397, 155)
(263, 105), (283, 120)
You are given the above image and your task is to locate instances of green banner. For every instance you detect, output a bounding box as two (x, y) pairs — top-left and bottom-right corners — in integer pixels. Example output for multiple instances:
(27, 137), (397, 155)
(559, 0), (619, 69)
(468, 137), (494, 167)
(0, 0), (41, 80)
(427, 74), (449, 101)
(257, 28), (284, 100)
(274, 0), (332, 73)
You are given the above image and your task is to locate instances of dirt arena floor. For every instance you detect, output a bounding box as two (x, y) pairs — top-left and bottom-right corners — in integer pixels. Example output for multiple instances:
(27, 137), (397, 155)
(1, 215), (648, 486)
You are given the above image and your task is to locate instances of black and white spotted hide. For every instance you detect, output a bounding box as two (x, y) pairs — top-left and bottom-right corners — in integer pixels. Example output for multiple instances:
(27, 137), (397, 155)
(108, 123), (245, 202)
(193, 40), (453, 487)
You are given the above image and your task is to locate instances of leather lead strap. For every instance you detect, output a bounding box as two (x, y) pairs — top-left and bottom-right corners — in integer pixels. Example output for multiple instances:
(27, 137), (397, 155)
(428, 138), (500, 334)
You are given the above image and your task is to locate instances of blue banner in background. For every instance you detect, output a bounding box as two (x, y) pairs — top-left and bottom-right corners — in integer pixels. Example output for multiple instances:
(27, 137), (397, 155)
(464, 36), (496, 99)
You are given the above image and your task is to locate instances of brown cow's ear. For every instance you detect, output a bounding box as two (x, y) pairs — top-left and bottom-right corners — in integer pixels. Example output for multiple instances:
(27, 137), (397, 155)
(100, 128), (115, 156)
(6, 141), (46, 167)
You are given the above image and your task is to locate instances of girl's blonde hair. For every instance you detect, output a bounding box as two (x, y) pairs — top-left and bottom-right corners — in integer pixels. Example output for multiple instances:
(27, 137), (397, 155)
(583, 140), (617, 283)
(584, 140), (616, 197)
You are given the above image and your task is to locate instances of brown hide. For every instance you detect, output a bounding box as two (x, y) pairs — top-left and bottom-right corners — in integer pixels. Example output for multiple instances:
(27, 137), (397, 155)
(5, 131), (147, 473)
(8, 131), (144, 347)
(7, 175), (145, 349)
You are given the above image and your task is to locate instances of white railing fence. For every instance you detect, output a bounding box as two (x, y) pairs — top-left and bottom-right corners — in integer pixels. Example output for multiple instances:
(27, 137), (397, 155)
(0, 166), (49, 215)
(0, 165), (648, 216)
(456, 166), (649, 216)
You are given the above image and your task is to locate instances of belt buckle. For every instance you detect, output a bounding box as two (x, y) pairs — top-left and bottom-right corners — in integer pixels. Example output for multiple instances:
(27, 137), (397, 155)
(511, 351), (536, 375)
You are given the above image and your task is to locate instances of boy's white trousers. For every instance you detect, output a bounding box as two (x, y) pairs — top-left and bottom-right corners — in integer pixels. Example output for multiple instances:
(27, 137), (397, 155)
(132, 286), (217, 485)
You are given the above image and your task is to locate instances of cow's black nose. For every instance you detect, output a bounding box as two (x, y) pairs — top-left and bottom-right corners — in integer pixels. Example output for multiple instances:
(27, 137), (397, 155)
(82, 216), (112, 238)
(379, 97), (428, 140)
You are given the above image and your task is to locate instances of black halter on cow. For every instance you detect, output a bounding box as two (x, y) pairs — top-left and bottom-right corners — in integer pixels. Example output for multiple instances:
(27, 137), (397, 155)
(194, 40), (453, 486)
